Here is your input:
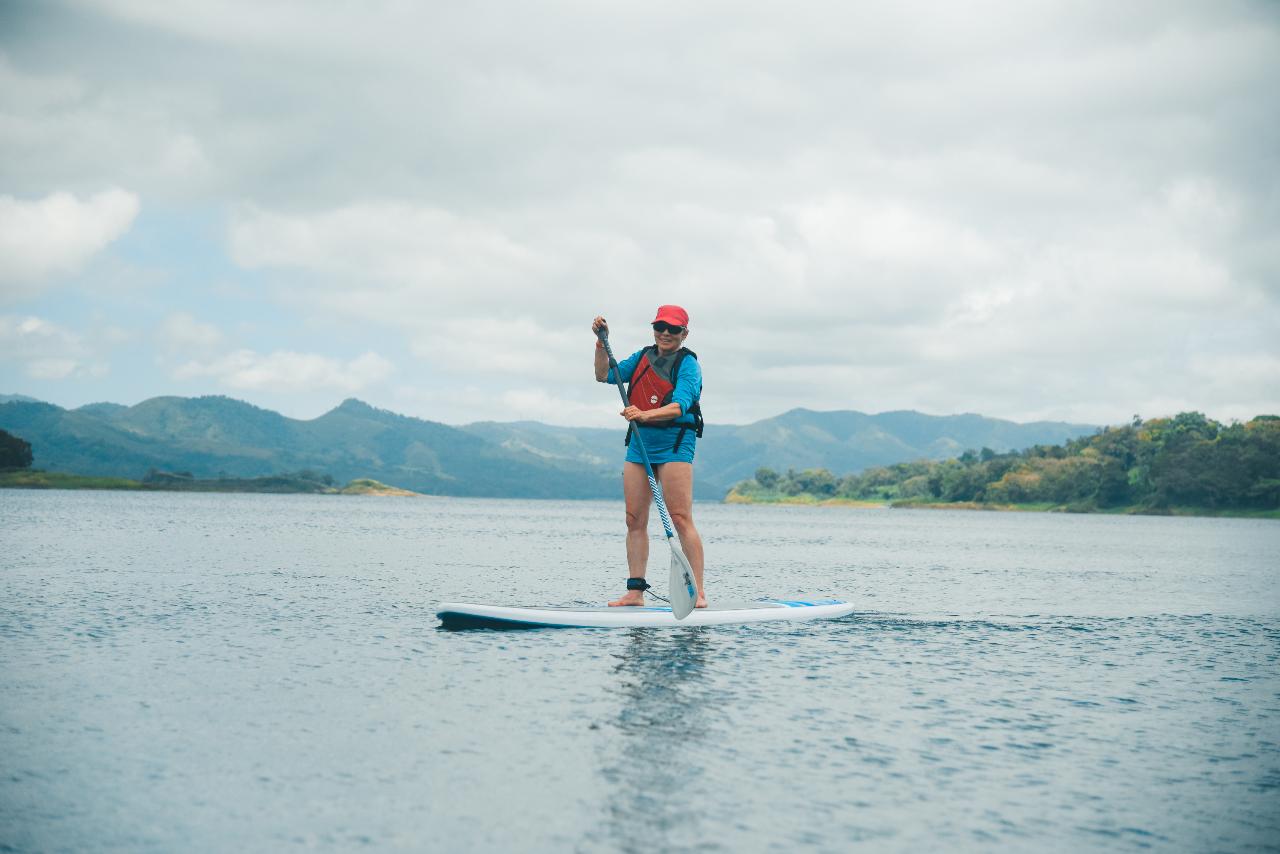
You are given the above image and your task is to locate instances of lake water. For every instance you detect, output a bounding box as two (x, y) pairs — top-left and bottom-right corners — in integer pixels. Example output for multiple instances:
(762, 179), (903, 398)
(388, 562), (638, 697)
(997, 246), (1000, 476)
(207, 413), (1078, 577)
(1, 490), (1277, 852)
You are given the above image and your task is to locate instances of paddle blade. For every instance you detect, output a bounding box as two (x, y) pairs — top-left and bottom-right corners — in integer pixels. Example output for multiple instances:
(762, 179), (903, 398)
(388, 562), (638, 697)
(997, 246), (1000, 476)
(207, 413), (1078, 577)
(668, 541), (698, 620)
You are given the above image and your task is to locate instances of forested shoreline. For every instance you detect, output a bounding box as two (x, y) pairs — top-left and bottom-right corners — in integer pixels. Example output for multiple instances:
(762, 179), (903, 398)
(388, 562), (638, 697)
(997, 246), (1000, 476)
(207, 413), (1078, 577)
(6, 412), (1278, 515)
(0, 451), (418, 496)
(728, 413), (1280, 517)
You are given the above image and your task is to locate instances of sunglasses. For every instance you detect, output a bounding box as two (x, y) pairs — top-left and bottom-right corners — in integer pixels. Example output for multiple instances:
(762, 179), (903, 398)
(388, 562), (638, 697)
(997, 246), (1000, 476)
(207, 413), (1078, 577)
(652, 322), (686, 335)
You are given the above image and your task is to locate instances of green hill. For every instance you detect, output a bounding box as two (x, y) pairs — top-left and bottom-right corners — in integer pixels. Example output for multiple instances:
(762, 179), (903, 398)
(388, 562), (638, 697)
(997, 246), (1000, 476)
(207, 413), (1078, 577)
(1, 395), (1099, 500)
(694, 408), (1095, 487)
(729, 412), (1280, 516)
(464, 408), (1098, 494)
(0, 397), (616, 498)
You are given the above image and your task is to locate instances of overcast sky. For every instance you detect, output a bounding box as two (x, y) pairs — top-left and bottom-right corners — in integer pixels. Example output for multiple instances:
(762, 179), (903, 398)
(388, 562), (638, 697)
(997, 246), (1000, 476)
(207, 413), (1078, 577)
(1, 0), (1277, 428)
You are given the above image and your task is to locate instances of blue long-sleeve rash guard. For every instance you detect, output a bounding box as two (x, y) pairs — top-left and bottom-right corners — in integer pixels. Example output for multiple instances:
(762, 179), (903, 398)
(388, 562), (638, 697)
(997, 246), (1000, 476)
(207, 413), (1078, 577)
(606, 348), (703, 464)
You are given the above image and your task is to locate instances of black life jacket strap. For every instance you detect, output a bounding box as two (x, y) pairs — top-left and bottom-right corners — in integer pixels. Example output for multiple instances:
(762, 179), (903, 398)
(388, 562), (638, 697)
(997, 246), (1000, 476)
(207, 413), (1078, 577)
(668, 349), (703, 444)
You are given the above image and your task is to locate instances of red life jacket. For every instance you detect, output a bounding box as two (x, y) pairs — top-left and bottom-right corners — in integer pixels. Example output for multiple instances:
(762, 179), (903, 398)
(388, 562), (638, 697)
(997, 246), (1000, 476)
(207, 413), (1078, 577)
(624, 346), (703, 451)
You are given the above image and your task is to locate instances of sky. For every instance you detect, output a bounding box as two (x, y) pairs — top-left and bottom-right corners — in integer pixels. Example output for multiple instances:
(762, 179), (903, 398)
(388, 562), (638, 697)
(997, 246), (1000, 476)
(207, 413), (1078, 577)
(1, 0), (1277, 428)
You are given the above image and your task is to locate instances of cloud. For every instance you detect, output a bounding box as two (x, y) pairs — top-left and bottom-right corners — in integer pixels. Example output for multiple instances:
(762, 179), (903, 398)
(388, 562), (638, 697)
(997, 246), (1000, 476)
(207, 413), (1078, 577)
(223, 157), (1278, 424)
(229, 201), (553, 295)
(0, 52), (214, 200)
(392, 382), (615, 428)
(228, 201), (593, 381)
(173, 349), (394, 393)
(0, 189), (140, 299)
(0, 315), (109, 379)
(2, 2), (1277, 425)
(157, 311), (223, 354)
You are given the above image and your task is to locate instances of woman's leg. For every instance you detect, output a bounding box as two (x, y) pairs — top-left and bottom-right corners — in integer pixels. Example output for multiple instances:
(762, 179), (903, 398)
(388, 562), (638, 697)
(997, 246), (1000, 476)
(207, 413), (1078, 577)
(609, 461), (652, 606)
(654, 461), (706, 607)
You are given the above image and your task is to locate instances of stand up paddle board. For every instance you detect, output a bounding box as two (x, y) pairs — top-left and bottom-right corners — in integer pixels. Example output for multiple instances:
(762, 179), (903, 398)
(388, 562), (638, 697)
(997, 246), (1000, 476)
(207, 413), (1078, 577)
(437, 599), (855, 629)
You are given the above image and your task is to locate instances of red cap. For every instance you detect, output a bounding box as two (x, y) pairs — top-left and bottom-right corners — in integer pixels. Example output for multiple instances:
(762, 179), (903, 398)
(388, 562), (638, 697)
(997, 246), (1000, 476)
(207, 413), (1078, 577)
(652, 305), (689, 327)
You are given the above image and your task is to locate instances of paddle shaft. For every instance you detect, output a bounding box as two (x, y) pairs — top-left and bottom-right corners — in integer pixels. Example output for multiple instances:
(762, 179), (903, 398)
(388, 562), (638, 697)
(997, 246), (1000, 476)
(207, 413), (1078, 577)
(596, 328), (678, 542)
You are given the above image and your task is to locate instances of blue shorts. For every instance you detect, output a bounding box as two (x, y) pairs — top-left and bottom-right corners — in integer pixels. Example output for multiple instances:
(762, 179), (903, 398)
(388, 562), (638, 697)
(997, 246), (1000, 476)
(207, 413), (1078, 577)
(625, 424), (696, 465)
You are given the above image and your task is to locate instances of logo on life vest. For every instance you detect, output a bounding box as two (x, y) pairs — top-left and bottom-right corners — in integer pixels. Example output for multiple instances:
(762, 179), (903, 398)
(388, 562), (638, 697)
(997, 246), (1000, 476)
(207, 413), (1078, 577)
(650, 395), (659, 405)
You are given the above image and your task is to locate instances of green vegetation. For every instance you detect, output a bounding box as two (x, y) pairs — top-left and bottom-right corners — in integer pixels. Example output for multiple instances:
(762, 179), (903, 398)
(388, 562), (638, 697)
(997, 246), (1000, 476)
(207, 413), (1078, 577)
(139, 468), (337, 493)
(339, 478), (419, 496)
(1, 395), (1099, 501)
(0, 396), (621, 499)
(0, 428), (33, 469)
(0, 467), (419, 496)
(0, 470), (145, 490)
(729, 413), (1280, 517)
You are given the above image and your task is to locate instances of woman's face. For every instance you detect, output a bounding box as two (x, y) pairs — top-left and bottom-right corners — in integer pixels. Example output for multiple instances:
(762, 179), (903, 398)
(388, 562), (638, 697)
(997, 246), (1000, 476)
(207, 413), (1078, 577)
(652, 322), (687, 354)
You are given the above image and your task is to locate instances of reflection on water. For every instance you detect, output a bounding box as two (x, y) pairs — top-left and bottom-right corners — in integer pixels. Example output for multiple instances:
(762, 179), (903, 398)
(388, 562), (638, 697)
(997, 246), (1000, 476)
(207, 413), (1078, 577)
(599, 629), (715, 852)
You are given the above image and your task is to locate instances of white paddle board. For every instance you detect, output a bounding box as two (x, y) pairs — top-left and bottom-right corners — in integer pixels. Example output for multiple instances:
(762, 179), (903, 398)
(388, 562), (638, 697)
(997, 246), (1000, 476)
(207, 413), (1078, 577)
(437, 598), (855, 629)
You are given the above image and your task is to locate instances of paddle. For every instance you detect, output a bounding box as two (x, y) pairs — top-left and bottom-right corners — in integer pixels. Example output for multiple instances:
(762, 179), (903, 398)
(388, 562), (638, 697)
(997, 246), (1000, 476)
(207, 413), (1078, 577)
(596, 324), (698, 620)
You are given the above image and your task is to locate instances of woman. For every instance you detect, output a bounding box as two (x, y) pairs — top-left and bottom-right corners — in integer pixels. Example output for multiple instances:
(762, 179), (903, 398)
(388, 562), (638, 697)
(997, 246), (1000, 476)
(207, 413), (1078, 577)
(592, 305), (706, 608)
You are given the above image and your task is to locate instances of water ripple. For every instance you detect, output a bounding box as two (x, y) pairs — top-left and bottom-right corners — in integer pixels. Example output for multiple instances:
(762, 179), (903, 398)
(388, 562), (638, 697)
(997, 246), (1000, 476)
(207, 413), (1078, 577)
(0, 490), (1277, 852)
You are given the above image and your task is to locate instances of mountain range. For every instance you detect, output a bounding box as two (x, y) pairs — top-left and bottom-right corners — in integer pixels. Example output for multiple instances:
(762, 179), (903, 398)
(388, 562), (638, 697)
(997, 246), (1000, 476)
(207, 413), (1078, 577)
(0, 394), (1098, 499)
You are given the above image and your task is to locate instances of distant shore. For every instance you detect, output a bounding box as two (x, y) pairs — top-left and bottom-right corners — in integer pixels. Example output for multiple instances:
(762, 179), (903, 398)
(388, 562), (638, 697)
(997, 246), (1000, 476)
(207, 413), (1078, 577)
(726, 413), (1279, 520)
(725, 490), (1280, 519)
(724, 493), (890, 508)
(0, 470), (420, 497)
(6, 470), (1275, 517)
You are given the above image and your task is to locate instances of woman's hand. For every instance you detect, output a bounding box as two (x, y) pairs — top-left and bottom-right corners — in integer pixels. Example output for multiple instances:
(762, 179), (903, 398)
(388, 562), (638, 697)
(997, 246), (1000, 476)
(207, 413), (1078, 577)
(592, 316), (608, 336)
(622, 402), (682, 423)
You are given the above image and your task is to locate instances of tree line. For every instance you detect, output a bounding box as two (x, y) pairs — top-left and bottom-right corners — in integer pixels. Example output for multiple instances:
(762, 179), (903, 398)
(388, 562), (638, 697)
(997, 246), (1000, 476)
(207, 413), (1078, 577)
(735, 413), (1280, 512)
(0, 429), (33, 469)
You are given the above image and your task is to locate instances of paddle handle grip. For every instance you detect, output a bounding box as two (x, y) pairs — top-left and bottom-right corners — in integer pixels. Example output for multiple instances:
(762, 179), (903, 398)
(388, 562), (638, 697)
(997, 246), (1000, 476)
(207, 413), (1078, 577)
(595, 325), (616, 360)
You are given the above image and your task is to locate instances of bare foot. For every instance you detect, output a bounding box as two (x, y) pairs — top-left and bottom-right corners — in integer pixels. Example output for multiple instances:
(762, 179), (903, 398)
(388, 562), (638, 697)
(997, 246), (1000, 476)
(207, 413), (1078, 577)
(696, 596), (708, 609)
(608, 591), (645, 607)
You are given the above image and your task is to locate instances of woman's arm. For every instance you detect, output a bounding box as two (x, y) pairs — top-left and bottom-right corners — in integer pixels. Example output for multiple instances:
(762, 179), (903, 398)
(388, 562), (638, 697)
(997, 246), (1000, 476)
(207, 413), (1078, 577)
(598, 346), (640, 387)
(594, 341), (609, 382)
(666, 355), (702, 417)
(621, 402), (683, 423)
(592, 316), (610, 381)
